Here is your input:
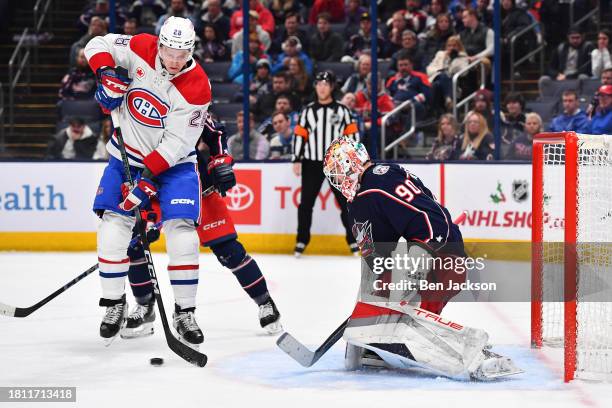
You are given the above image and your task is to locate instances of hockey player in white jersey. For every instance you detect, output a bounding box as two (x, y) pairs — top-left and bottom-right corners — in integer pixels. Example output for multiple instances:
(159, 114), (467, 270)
(323, 138), (522, 380)
(85, 16), (211, 346)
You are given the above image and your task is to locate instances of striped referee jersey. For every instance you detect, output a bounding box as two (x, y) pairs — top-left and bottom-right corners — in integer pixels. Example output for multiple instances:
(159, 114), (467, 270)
(292, 100), (359, 162)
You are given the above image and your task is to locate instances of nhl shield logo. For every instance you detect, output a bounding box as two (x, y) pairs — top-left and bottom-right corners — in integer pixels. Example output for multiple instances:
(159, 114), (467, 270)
(373, 165), (389, 175)
(126, 88), (170, 128)
(512, 180), (529, 203)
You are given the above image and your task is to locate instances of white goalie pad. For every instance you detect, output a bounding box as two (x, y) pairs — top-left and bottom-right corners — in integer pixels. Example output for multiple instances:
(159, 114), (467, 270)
(343, 305), (489, 379)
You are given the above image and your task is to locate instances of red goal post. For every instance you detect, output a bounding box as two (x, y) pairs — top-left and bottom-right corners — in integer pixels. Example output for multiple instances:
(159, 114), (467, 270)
(531, 131), (612, 382)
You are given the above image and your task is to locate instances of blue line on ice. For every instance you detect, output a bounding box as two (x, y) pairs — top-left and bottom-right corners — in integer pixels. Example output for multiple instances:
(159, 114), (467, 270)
(218, 345), (562, 390)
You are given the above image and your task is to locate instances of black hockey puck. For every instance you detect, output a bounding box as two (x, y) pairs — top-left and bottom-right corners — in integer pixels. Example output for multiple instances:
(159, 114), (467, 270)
(150, 357), (164, 366)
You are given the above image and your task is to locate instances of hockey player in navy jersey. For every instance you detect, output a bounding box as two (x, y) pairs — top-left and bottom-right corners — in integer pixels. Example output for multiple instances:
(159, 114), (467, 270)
(322, 137), (522, 380)
(121, 114), (282, 340)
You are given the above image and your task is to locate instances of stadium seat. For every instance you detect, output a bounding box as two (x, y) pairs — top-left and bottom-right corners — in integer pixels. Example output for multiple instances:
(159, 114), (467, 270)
(204, 61), (231, 83)
(315, 62), (354, 84)
(378, 60), (392, 80)
(526, 100), (558, 123)
(329, 22), (347, 34)
(580, 78), (600, 97)
(211, 82), (242, 103)
(222, 120), (238, 136)
(210, 103), (242, 121)
(59, 99), (104, 122)
(539, 79), (579, 100)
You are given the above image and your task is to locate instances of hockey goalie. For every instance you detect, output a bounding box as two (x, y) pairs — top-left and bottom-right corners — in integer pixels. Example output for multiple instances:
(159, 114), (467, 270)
(322, 137), (523, 380)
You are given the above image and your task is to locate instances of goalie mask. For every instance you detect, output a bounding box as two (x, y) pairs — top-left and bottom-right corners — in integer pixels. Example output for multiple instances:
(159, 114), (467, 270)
(323, 137), (370, 202)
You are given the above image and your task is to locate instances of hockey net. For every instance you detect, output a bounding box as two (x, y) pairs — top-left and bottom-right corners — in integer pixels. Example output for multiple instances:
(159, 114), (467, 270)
(531, 132), (612, 382)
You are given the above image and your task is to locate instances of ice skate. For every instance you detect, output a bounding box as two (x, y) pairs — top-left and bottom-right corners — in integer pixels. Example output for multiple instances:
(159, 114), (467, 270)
(173, 304), (204, 349)
(470, 349), (523, 380)
(120, 297), (155, 339)
(99, 295), (128, 347)
(259, 297), (282, 334)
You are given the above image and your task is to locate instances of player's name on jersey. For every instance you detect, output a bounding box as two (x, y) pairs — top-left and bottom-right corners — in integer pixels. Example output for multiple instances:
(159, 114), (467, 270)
(372, 279), (498, 292)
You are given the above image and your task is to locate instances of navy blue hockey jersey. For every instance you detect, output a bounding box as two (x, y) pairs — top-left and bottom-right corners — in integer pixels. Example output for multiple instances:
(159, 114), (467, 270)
(196, 116), (229, 189)
(348, 163), (464, 256)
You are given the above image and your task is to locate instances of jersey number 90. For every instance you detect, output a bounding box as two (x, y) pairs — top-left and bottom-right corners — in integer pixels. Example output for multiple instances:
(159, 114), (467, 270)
(395, 178), (422, 203)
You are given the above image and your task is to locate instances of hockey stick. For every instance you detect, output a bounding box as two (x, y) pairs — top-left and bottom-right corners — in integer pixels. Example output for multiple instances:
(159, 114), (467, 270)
(110, 102), (207, 367)
(0, 263), (99, 318)
(277, 212), (469, 367)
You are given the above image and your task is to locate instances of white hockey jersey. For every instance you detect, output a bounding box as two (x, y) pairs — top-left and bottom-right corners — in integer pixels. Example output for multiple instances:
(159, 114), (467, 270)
(84, 33), (211, 175)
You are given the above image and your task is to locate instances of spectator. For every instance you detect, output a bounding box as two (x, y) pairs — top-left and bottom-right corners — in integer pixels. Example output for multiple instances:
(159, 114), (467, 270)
(355, 72), (396, 131)
(426, 35), (469, 113)
(269, 111), (294, 159)
(308, 0), (345, 25)
(271, 36), (313, 76)
(425, 113), (462, 160)
(230, 0), (275, 37)
(59, 48), (97, 100)
(589, 85), (612, 135)
(386, 51), (431, 120)
(309, 12), (344, 62)
(123, 18), (139, 35)
(544, 27), (593, 81)
(78, 0), (126, 33)
(386, 11), (409, 57)
(287, 57), (313, 102)
(345, 12), (386, 62)
(254, 72), (301, 121)
(586, 68), (612, 117)
(249, 59), (273, 105)
(500, 92), (525, 157)
(93, 118), (112, 161)
(195, 23), (230, 63)
(46, 117), (98, 160)
(345, 0), (367, 37)
(129, 0), (167, 28)
(471, 88), (493, 128)
(456, 111), (494, 160)
(548, 90), (590, 133)
(506, 112), (541, 160)
(388, 30), (425, 74)
(475, 0), (493, 27)
(501, 0), (536, 77)
(228, 33), (269, 84)
(425, 0), (448, 30)
(270, 11), (310, 56)
(71, 16), (108, 66)
(591, 30), (612, 78)
(421, 13), (455, 67)
(400, 0), (429, 34)
(231, 10), (272, 56)
(155, 0), (196, 35)
(200, 0), (230, 41)
(258, 94), (299, 137)
(341, 54), (371, 94)
(227, 111), (270, 160)
(459, 7), (494, 63)
(270, 0), (303, 25)
(340, 92), (366, 143)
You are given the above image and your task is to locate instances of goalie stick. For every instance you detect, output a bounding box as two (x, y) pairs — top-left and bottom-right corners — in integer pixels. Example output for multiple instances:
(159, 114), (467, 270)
(277, 211), (469, 367)
(111, 100), (207, 368)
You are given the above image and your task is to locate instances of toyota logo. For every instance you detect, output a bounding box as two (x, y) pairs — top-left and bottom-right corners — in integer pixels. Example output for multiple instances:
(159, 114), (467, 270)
(225, 183), (254, 211)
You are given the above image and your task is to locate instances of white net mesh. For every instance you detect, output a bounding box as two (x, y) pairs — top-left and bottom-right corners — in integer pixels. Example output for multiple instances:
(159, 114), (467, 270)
(539, 134), (612, 381)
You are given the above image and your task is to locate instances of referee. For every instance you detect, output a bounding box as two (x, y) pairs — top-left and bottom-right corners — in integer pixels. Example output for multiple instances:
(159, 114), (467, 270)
(292, 71), (359, 257)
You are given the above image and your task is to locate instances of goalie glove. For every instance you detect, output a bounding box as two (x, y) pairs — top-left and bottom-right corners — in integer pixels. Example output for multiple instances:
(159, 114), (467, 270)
(208, 154), (236, 196)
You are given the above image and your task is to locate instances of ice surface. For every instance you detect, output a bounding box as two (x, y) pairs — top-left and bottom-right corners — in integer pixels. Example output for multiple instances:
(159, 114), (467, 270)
(0, 252), (610, 408)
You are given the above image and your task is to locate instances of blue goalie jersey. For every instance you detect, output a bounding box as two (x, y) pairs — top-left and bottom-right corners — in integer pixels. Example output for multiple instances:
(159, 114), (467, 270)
(348, 163), (464, 256)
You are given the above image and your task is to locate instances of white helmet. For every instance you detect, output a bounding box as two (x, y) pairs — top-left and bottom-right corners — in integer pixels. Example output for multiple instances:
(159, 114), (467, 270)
(159, 16), (195, 51)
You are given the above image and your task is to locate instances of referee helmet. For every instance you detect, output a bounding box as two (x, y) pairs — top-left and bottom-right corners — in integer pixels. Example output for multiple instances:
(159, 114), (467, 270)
(314, 70), (336, 88)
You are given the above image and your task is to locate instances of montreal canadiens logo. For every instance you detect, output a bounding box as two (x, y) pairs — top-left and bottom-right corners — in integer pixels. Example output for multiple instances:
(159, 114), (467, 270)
(126, 88), (170, 128)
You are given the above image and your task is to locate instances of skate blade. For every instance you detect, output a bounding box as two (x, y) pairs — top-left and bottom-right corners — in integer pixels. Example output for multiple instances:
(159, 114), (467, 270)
(120, 322), (154, 339)
(102, 333), (121, 347)
(472, 359), (524, 381)
(263, 320), (283, 335)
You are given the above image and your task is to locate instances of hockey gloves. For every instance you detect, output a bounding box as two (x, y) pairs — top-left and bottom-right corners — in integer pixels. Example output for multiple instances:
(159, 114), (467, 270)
(119, 176), (158, 212)
(95, 67), (131, 112)
(208, 154), (236, 196)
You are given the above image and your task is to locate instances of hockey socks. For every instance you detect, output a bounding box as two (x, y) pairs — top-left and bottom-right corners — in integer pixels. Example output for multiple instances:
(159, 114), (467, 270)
(127, 245), (154, 305)
(211, 239), (269, 303)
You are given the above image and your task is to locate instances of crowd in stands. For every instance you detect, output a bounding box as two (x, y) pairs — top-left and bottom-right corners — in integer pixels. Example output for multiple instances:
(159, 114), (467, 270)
(47, 0), (612, 162)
